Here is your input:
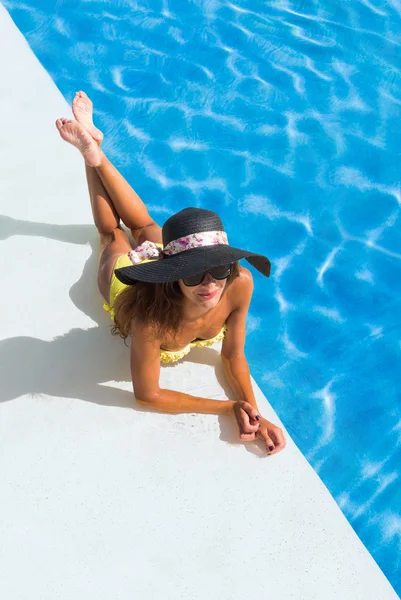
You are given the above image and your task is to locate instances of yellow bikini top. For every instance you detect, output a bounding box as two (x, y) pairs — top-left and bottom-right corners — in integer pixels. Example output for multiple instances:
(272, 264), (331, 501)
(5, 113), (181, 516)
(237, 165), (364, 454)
(160, 325), (227, 364)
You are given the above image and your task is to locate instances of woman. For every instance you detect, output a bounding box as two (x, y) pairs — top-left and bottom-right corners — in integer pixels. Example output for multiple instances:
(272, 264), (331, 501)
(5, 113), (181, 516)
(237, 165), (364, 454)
(56, 91), (286, 456)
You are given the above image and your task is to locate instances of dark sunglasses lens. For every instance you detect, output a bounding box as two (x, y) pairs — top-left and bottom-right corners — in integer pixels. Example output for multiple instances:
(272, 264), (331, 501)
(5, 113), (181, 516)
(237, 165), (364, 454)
(182, 273), (204, 286)
(209, 264), (232, 279)
(182, 264), (233, 286)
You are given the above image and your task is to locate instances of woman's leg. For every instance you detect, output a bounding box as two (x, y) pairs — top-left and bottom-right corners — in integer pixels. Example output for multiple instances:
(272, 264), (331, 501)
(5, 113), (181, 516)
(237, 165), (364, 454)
(71, 90), (162, 246)
(86, 152), (163, 302)
(85, 162), (119, 234)
(84, 162), (133, 303)
(55, 116), (162, 303)
(95, 155), (162, 246)
(69, 92), (138, 301)
(55, 117), (133, 303)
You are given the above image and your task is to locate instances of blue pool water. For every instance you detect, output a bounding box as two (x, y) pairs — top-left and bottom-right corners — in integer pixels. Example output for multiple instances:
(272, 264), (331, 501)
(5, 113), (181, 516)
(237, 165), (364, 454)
(5, 0), (401, 592)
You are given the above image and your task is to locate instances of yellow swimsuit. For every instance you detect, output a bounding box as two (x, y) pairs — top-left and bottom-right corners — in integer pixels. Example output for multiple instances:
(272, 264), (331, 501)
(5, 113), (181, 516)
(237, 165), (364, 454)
(103, 253), (227, 364)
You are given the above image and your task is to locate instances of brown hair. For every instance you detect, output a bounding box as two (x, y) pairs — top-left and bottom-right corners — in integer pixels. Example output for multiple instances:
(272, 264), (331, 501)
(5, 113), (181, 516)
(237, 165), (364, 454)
(112, 262), (240, 341)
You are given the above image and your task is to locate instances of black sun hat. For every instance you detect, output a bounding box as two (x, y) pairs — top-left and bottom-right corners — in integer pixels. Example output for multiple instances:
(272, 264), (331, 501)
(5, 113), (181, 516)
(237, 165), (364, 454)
(115, 207), (271, 284)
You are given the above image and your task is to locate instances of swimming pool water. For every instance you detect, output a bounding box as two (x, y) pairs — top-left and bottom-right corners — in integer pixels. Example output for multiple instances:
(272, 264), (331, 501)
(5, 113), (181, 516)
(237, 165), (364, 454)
(5, 0), (401, 592)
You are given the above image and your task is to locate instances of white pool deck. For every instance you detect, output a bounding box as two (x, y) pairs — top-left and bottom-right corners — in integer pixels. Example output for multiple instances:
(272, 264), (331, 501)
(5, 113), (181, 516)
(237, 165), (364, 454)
(0, 5), (398, 599)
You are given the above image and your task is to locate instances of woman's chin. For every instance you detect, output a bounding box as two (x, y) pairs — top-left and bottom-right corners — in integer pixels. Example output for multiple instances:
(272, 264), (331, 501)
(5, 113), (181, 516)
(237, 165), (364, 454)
(196, 290), (221, 307)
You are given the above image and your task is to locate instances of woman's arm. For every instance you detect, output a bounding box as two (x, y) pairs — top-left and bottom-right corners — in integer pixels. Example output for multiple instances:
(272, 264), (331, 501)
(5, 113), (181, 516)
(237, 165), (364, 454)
(222, 269), (286, 454)
(130, 321), (258, 420)
(221, 355), (258, 409)
(221, 269), (257, 407)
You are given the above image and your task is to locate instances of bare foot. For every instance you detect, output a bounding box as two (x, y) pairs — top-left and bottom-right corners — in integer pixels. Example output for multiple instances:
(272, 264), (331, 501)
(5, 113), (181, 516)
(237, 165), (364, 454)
(55, 118), (102, 167)
(72, 91), (104, 145)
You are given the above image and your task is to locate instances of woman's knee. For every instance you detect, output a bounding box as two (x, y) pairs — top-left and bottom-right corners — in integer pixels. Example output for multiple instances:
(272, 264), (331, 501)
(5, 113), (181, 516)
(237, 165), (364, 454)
(134, 221), (162, 245)
(99, 226), (131, 253)
(96, 217), (120, 236)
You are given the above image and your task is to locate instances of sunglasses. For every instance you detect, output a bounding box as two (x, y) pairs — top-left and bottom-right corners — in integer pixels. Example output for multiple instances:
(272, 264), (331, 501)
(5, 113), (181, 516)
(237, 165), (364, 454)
(182, 263), (233, 287)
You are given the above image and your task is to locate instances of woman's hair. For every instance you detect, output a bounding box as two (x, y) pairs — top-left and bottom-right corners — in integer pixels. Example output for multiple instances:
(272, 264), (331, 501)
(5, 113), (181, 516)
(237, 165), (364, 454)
(112, 261), (241, 341)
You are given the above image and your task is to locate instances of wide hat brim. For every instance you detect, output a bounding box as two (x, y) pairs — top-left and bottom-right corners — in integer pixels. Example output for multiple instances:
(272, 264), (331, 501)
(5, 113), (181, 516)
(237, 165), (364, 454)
(115, 244), (271, 284)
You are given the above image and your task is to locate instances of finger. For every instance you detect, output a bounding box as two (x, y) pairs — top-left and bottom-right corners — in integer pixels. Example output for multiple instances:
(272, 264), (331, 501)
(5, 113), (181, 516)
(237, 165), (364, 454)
(239, 411), (259, 433)
(256, 429), (275, 453)
(242, 421), (259, 434)
(266, 429), (287, 455)
(244, 404), (260, 421)
(271, 428), (286, 450)
(267, 443), (285, 455)
(240, 432), (256, 441)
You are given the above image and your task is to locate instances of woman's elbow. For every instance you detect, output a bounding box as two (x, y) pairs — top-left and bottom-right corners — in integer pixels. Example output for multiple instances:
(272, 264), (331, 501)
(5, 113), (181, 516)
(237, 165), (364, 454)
(134, 391), (159, 409)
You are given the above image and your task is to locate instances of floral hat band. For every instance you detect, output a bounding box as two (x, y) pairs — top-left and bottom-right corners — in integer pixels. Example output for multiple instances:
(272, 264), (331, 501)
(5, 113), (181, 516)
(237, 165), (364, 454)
(128, 230), (229, 265)
(115, 207), (271, 284)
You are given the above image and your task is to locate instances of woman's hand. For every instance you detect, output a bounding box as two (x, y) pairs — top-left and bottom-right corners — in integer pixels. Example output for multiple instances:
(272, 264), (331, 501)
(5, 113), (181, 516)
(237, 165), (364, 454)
(232, 402), (286, 455)
(232, 401), (261, 440)
(256, 417), (286, 455)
